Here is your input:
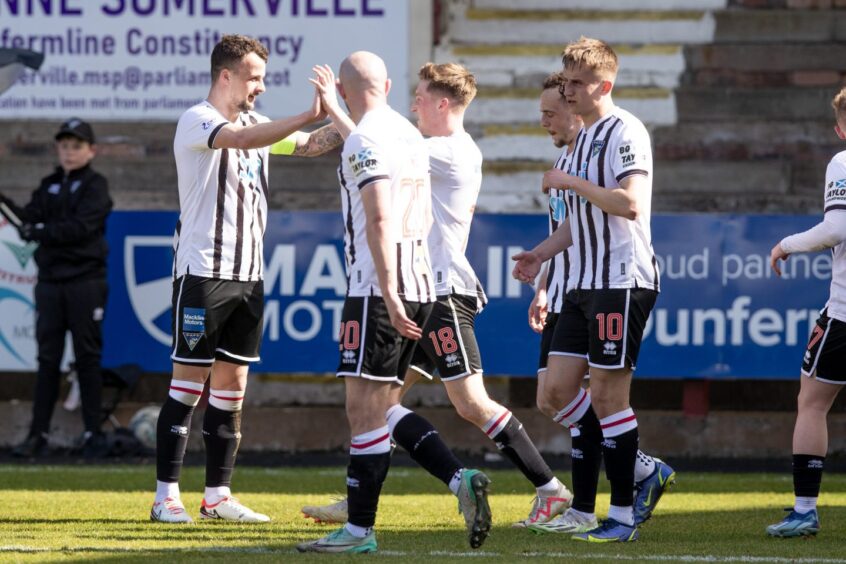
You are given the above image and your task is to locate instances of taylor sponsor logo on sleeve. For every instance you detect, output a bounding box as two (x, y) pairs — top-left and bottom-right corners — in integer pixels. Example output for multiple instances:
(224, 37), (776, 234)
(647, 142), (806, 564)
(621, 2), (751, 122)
(349, 148), (379, 176)
(618, 144), (640, 168)
(826, 179), (846, 202)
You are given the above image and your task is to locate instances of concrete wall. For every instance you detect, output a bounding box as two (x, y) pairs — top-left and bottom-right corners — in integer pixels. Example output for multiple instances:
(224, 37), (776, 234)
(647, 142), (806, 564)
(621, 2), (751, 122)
(4, 373), (845, 458)
(7, 399), (846, 460)
(4, 2), (845, 214)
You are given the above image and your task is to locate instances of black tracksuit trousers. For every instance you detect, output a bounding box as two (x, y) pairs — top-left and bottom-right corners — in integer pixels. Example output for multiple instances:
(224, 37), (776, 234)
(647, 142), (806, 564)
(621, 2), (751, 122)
(29, 278), (108, 437)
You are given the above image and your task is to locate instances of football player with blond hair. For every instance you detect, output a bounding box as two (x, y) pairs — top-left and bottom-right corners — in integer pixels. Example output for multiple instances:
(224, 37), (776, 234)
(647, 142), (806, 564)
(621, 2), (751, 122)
(766, 86), (846, 538)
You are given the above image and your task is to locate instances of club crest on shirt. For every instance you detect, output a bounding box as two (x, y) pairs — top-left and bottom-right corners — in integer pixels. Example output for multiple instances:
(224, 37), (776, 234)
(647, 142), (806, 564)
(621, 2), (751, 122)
(591, 140), (604, 157)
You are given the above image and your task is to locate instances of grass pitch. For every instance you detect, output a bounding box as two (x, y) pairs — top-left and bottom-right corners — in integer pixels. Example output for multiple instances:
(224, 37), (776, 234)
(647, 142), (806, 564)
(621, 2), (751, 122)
(0, 464), (845, 562)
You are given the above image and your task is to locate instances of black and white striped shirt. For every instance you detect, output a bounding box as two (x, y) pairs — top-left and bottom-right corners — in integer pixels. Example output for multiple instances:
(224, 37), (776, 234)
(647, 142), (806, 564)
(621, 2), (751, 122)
(562, 106), (660, 291)
(338, 105), (436, 303)
(546, 149), (571, 313)
(172, 101), (269, 282)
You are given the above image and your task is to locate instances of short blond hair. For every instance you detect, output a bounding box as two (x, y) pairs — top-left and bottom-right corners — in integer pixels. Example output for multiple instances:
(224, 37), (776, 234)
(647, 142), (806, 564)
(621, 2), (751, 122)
(833, 86), (846, 120)
(418, 62), (477, 107)
(561, 37), (618, 79)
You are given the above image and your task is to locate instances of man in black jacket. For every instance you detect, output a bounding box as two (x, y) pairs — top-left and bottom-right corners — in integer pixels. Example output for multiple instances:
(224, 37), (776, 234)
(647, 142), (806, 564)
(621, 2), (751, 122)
(0, 118), (113, 458)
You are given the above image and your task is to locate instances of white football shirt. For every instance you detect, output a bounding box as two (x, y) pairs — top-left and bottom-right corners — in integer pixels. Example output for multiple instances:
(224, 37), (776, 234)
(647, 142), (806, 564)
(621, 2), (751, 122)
(822, 151), (846, 321)
(563, 106), (660, 291)
(426, 131), (487, 309)
(172, 101), (270, 282)
(338, 105), (436, 302)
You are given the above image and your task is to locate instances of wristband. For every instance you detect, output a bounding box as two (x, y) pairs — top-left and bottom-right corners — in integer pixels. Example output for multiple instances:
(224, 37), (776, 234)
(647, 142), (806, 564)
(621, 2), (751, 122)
(270, 135), (297, 155)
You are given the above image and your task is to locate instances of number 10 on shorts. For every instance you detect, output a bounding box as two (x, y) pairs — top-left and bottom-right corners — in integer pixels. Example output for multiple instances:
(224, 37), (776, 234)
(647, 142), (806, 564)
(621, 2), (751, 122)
(596, 313), (623, 341)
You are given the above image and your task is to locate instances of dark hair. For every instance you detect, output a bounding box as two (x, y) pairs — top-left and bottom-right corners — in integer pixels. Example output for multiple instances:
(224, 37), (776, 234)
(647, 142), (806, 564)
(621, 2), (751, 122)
(542, 71), (565, 91)
(210, 34), (269, 83)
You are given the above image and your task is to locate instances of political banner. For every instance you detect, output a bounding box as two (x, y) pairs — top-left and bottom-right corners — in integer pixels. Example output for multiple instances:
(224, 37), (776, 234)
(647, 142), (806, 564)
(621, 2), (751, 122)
(0, 0), (409, 120)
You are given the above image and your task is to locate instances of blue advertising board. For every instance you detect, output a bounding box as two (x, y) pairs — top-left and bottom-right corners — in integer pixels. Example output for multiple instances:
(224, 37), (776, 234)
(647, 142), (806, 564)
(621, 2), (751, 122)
(96, 212), (830, 379)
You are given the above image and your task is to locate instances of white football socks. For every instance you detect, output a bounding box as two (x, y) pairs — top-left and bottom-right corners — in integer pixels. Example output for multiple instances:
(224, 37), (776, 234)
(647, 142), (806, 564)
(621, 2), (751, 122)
(795, 496), (818, 513)
(634, 450), (657, 483)
(155, 480), (180, 503)
(607, 504), (634, 526)
(448, 469), (463, 495)
(536, 476), (563, 496)
(344, 523), (371, 538)
(204, 486), (231, 505)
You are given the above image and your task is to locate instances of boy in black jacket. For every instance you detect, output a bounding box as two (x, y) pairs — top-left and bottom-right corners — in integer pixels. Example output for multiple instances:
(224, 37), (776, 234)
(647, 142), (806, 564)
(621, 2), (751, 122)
(0, 118), (113, 458)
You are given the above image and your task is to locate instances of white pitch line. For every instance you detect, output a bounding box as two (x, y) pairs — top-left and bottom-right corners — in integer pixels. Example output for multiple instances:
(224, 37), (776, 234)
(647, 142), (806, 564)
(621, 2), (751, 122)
(522, 552), (846, 564)
(2, 545), (844, 563)
(0, 546), (286, 554)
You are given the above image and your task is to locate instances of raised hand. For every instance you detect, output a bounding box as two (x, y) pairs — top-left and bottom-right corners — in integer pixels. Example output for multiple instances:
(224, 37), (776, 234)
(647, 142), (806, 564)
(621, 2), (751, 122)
(309, 64), (342, 115)
(308, 84), (327, 122)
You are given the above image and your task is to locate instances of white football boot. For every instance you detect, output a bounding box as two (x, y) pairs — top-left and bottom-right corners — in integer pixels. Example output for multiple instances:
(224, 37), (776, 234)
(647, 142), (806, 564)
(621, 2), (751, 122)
(199, 496), (270, 523)
(528, 507), (598, 534)
(301, 497), (349, 524)
(512, 482), (573, 528)
(150, 497), (193, 523)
